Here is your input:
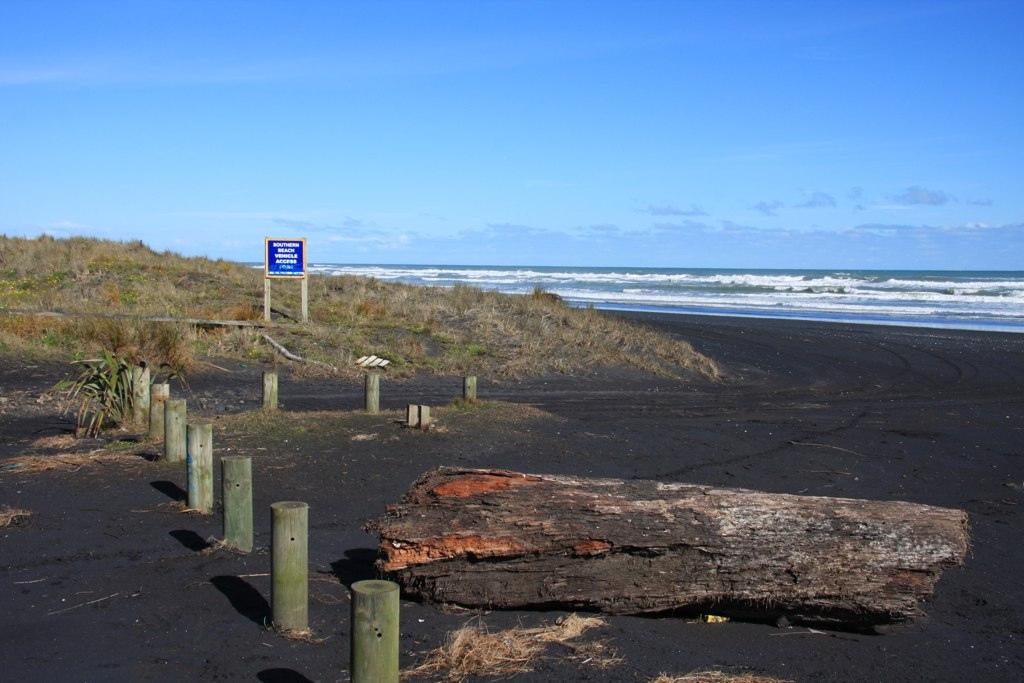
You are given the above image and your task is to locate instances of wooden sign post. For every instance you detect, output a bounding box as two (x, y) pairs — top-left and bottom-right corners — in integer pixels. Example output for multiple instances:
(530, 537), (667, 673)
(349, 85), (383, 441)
(264, 237), (308, 323)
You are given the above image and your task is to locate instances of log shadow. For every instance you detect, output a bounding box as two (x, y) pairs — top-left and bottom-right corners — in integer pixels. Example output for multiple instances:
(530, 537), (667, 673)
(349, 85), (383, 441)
(211, 575), (271, 626)
(257, 669), (314, 683)
(406, 594), (881, 635)
(631, 600), (881, 635)
(151, 480), (187, 501)
(330, 548), (379, 587)
(169, 529), (210, 552)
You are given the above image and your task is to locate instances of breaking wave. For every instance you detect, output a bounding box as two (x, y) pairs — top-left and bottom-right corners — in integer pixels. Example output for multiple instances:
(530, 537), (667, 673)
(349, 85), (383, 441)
(304, 264), (1024, 332)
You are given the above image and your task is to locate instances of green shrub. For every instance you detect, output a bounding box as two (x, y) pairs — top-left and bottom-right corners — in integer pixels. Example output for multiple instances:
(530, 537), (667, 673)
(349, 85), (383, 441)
(58, 351), (135, 437)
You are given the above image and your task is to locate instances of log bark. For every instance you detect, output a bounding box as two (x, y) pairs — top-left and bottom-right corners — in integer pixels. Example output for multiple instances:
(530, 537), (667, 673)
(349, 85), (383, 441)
(369, 467), (969, 627)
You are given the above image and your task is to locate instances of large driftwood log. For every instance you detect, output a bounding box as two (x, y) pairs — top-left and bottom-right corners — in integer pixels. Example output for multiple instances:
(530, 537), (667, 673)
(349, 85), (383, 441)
(369, 468), (969, 626)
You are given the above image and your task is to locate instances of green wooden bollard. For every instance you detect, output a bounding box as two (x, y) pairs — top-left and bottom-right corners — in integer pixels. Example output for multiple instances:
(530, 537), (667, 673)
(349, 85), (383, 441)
(351, 580), (400, 683)
(463, 375), (477, 402)
(364, 372), (380, 414)
(271, 501), (309, 632)
(186, 423), (213, 513)
(222, 456), (253, 552)
(131, 365), (150, 425)
(148, 383), (170, 441)
(405, 404), (419, 428)
(163, 399), (187, 463)
(262, 370), (278, 411)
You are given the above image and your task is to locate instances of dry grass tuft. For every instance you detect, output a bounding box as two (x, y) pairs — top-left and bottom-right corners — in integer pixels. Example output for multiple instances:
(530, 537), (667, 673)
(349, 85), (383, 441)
(200, 538), (251, 555)
(68, 318), (195, 373)
(651, 672), (794, 683)
(29, 434), (78, 449)
(276, 626), (326, 644)
(439, 400), (555, 421)
(0, 506), (32, 527)
(404, 613), (616, 681)
(1, 450), (142, 474)
(350, 433), (378, 441)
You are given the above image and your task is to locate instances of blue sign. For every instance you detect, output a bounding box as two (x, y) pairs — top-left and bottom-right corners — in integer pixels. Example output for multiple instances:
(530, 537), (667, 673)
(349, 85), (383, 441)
(265, 238), (306, 278)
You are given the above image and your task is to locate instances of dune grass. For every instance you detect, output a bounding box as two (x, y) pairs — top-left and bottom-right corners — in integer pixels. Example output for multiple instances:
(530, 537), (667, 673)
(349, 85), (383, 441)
(403, 614), (619, 681)
(1, 451), (144, 474)
(651, 674), (793, 683)
(0, 506), (32, 527)
(0, 235), (719, 380)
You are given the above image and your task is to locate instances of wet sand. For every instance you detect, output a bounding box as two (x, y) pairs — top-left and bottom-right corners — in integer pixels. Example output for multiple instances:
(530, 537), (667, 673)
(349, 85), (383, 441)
(1, 313), (1022, 681)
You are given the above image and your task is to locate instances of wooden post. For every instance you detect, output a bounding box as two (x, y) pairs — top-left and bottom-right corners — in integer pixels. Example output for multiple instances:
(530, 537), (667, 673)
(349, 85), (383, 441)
(462, 376), (477, 402)
(405, 404), (419, 428)
(271, 501), (309, 632)
(163, 399), (187, 463)
(186, 423), (214, 513)
(351, 580), (400, 683)
(263, 278), (271, 322)
(148, 383), (170, 441)
(418, 405), (431, 431)
(222, 456), (253, 552)
(300, 277), (309, 323)
(262, 371), (279, 411)
(131, 365), (150, 424)
(364, 372), (380, 414)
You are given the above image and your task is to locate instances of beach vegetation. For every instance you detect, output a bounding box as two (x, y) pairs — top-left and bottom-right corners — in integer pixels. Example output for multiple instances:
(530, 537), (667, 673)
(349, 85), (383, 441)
(57, 351), (135, 437)
(0, 507), (33, 528)
(650, 673), (793, 683)
(0, 235), (719, 380)
(404, 613), (619, 681)
(530, 286), (563, 304)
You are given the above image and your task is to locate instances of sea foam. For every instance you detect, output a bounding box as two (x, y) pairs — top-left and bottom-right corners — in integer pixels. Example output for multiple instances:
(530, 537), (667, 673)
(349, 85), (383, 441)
(303, 264), (1024, 332)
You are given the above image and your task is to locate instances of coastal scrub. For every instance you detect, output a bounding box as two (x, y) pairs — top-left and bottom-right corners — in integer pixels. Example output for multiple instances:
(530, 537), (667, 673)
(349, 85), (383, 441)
(0, 236), (718, 379)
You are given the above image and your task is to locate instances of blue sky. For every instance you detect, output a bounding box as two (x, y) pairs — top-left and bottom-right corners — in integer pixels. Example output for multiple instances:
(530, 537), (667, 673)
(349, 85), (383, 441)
(1, 0), (1022, 269)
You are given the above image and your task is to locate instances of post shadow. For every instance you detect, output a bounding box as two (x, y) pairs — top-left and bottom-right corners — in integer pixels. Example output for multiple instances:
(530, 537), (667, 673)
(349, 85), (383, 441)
(211, 575), (271, 626)
(169, 529), (211, 552)
(329, 547), (379, 587)
(150, 480), (187, 502)
(257, 669), (314, 683)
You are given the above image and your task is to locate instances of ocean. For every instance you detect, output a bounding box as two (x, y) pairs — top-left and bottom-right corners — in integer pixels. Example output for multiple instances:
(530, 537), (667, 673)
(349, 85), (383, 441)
(304, 264), (1024, 333)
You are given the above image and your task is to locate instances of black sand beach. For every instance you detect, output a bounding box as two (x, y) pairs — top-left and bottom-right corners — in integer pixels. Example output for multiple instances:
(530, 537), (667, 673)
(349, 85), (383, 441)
(1, 313), (1022, 682)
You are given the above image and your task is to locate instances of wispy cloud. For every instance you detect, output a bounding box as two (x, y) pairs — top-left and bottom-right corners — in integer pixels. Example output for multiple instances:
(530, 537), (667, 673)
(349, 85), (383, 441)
(45, 220), (110, 237)
(641, 203), (708, 217)
(852, 222), (924, 234)
(272, 217), (315, 230)
(852, 221), (1012, 235)
(274, 216), (379, 231)
(171, 209), (332, 222)
(968, 198), (993, 207)
(579, 223), (620, 234)
(0, 66), (91, 86)
(889, 186), (952, 206)
(794, 191), (837, 209)
(0, 220), (110, 239)
(0, 23), (689, 89)
(0, 59), (319, 87)
(525, 179), (578, 190)
(652, 220), (717, 233)
(483, 222), (547, 236)
(750, 200), (784, 216)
